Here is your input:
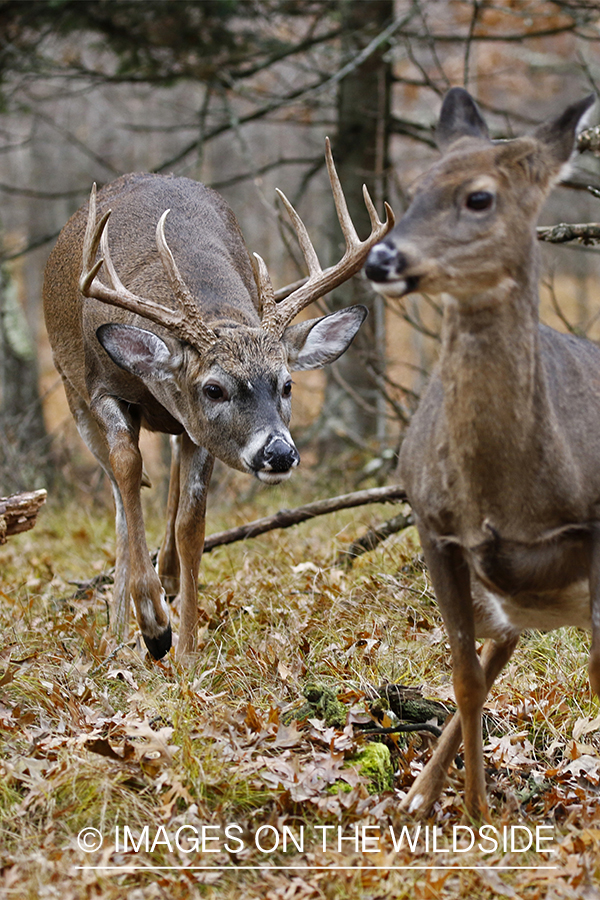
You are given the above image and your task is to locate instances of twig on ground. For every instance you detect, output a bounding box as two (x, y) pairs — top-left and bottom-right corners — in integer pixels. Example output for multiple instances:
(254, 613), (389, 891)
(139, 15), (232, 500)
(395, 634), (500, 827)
(336, 509), (413, 567)
(203, 484), (407, 552)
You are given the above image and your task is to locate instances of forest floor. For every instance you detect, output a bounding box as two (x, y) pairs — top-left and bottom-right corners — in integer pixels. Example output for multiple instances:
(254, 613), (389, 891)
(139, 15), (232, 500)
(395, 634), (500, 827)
(1, 462), (599, 900)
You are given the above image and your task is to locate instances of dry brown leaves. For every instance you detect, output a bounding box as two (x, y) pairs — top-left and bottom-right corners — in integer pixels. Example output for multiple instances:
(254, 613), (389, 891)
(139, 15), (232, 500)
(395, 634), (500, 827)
(1, 508), (600, 899)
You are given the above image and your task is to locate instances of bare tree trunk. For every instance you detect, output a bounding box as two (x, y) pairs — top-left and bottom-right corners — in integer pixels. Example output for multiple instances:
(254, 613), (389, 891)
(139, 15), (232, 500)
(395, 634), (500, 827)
(0, 265), (50, 493)
(318, 0), (393, 451)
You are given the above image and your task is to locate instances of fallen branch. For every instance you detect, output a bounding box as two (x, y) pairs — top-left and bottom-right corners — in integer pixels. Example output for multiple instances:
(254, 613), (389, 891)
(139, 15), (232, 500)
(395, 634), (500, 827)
(203, 484), (407, 552)
(336, 509), (413, 567)
(0, 489), (47, 544)
(361, 722), (442, 737)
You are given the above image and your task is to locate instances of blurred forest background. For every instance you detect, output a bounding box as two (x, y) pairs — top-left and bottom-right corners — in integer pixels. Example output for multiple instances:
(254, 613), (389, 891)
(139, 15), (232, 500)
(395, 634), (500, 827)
(1, 0), (600, 503)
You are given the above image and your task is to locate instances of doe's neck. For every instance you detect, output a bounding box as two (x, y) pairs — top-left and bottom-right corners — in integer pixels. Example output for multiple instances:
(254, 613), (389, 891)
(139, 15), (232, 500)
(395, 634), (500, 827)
(437, 255), (553, 513)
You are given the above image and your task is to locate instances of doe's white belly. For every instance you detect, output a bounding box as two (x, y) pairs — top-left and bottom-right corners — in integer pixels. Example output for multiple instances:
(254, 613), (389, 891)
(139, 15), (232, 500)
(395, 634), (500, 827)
(473, 578), (591, 642)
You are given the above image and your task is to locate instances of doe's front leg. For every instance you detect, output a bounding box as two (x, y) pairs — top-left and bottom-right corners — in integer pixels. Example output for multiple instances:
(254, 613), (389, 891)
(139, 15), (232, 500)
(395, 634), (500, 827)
(400, 637), (518, 817)
(419, 532), (489, 819)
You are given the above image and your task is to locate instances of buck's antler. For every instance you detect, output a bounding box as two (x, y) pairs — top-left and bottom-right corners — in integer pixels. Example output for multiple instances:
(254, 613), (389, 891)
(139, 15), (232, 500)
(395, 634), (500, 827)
(254, 138), (395, 336)
(79, 184), (218, 350)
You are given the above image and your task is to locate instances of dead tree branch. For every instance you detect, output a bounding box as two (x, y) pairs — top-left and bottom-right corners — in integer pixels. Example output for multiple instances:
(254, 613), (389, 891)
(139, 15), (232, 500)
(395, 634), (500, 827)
(0, 489), (46, 544)
(336, 509), (413, 567)
(69, 485), (409, 596)
(203, 485), (407, 552)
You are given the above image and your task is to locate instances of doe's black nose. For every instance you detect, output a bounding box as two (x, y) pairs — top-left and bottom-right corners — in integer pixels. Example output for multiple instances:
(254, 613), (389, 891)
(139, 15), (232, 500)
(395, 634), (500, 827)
(365, 241), (407, 283)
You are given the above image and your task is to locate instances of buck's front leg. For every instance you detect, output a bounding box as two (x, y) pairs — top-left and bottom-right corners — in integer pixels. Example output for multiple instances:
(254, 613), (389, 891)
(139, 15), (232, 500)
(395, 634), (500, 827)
(174, 434), (214, 659)
(419, 532), (489, 819)
(92, 395), (172, 659)
(157, 435), (182, 597)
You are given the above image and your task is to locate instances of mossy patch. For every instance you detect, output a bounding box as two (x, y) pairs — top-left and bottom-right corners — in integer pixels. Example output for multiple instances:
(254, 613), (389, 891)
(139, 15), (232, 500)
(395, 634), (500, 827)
(288, 683), (348, 728)
(328, 741), (394, 795)
(353, 741), (394, 793)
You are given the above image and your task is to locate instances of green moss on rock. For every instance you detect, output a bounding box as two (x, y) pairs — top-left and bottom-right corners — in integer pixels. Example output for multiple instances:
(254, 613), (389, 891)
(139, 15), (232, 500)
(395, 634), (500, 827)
(288, 684), (347, 728)
(353, 742), (394, 793)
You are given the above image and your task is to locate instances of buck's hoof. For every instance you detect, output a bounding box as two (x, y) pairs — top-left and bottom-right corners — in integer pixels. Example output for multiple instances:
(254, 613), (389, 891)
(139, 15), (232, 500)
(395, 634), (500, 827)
(143, 624), (172, 660)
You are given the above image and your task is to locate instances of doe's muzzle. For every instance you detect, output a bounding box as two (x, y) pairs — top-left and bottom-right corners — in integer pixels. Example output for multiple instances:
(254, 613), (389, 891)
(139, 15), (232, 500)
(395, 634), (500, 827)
(365, 240), (408, 283)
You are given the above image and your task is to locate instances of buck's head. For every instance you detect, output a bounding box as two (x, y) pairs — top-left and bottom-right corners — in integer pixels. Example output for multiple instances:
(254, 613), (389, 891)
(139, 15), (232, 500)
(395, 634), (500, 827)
(95, 303), (367, 484)
(365, 87), (595, 304)
(79, 141), (391, 482)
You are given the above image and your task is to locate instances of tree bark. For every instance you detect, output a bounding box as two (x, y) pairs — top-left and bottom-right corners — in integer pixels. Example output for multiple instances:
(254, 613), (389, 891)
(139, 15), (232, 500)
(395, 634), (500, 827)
(0, 489), (47, 543)
(318, 0), (394, 450)
(0, 267), (49, 494)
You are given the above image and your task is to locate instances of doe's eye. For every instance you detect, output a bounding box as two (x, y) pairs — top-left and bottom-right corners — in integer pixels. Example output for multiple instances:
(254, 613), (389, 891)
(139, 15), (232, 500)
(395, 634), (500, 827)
(282, 379), (292, 399)
(465, 190), (494, 211)
(203, 382), (227, 401)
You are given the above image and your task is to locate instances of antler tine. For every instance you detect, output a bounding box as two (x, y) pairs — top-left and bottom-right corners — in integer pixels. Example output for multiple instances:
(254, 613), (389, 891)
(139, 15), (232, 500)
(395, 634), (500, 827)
(271, 138), (395, 335)
(99, 216), (126, 295)
(275, 188), (322, 279)
(155, 210), (194, 307)
(79, 184), (111, 295)
(253, 252), (278, 332)
(155, 210), (218, 349)
(78, 186), (217, 350)
(324, 136), (360, 250)
(326, 137), (394, 246)
(363, 183), (394, 236)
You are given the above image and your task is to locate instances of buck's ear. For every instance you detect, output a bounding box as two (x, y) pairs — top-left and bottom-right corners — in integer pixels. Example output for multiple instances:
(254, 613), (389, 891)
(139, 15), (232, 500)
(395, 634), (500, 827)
(533, 93), (595, 178)
(436, 87), (490, 151)
(283, 305), (367, 372)
(97, 324), (180, 379)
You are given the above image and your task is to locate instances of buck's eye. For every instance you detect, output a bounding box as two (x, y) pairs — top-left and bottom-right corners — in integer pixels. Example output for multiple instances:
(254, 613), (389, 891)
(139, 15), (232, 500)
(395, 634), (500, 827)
(282, 379), (292, 399)
(203, 382), (227, 401)
(465, 190), (494, 211)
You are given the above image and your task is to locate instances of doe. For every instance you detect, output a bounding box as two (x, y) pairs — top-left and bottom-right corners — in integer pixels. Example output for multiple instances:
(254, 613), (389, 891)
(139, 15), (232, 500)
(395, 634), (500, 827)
(366, 88), (598, 818)
(44, 144), (393, 660)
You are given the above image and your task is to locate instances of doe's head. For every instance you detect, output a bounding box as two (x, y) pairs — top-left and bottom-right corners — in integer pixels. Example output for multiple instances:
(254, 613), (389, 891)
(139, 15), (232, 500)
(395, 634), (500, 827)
(365, 87), (595, 304)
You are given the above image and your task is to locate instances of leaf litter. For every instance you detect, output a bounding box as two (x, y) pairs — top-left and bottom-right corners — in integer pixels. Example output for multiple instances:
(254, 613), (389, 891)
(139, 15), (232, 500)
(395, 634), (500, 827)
(1, 495), (599, 898)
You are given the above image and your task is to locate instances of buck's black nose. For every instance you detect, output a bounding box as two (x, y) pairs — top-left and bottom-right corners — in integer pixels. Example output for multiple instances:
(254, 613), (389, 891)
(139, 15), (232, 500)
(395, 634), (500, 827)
(365, 241), (407, 282)
(263, 437), (300, 473)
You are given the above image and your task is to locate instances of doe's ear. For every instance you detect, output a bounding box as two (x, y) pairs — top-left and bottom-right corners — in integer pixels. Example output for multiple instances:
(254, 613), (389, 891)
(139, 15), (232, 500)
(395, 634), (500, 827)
(495, 94), (596, 188)
(533, 93), (595, 175)
(436, 87), (490, 152)
(283, 305), (368, 372)
(97, 323), (179, 379)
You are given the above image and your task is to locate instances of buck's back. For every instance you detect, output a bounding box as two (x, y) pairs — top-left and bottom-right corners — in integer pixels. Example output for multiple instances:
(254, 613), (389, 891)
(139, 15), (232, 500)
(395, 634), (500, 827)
(43, 173), (260, 399)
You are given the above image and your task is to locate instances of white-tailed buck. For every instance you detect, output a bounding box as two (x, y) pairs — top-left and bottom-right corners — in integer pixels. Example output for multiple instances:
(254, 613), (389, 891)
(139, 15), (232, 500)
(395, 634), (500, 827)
(44, 143), (393, 660)
(366, 88), (598, 818)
